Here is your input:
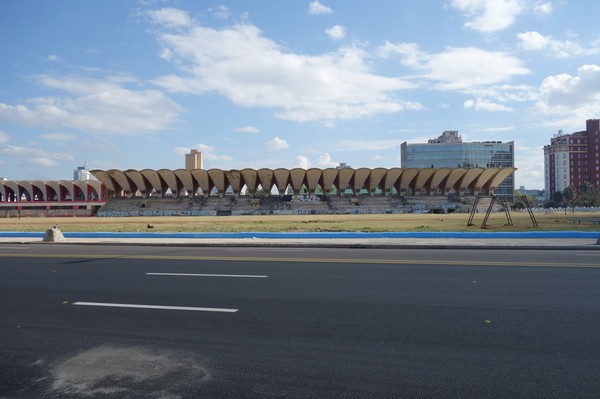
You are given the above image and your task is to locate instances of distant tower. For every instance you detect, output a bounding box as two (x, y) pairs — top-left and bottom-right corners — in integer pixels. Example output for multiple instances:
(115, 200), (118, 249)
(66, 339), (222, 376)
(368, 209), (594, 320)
(185, 149), (203, 170)
(73, 163), (92, 180)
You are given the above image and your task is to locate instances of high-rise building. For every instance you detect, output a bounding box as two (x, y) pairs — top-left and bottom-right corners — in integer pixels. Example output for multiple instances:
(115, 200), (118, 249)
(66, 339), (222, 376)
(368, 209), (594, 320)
(544, 119), (600, 201)
(401, 131), (515, 200)
(73, 165), (92, 181)
(185, 149), (203, 170)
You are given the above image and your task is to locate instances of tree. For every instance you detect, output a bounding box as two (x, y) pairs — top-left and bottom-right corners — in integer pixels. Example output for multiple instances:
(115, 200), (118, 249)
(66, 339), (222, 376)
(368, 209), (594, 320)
(578, 182), (600, 207)
(546, 191), (564, 208)
(513, 190), (538, 210)
(562, 186), (577, 213)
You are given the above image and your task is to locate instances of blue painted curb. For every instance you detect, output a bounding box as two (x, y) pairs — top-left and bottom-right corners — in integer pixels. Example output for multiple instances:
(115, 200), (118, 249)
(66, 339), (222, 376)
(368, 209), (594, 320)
(1, 231), (598, 239)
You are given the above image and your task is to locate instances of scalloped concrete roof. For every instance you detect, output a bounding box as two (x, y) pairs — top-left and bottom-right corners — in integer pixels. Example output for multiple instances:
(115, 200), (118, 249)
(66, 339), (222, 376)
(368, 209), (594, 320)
(89, 167), (516, 199)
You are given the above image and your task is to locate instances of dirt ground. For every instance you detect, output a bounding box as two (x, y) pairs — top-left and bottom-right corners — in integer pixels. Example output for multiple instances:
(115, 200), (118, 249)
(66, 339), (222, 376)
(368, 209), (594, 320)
(1, 211), (599, 233)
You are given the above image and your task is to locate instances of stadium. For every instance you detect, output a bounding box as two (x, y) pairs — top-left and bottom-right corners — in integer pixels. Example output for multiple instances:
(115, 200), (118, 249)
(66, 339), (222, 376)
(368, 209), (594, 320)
(0, 166), (515, 217)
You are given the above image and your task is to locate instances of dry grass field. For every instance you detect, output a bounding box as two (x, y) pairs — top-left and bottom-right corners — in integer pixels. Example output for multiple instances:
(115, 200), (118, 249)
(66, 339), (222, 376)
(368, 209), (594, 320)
(1, 212), (599, 233)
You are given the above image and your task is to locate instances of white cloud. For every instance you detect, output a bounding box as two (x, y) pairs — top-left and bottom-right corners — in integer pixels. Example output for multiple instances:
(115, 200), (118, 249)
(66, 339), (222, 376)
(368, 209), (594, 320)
(0, 144), (74, 167)
(534, 64), (600, 129)
(0, 131), (9, 144)
(173, 146), (191, 156)
(308, 1), (332, 15)
(47, 54), (60, 62)
(465, 84), (538, 103)
(296, 155), (311, 169)
(325, 25), (346, 41)
(537, 64), (600, 108)
(464, 98), (514, 111)
(338, 139), (404, 151)
(234, 126), (260, 133)
(151, 17), (416, 122)
(377, 41), (426, 67)
(266, 137), (289, 150)
(517, 31), (550, 50)
(533, 2), (552, 15)
(0, 75), (183, 136)
(39, 132), (77, 141)
(450, 0), (524, 33)
(479, 125), (515, 132)
(174, 144), (232, 161)
(379, 43), (530, 91)
(147, 8), (193, 28)
(425, 47), (530, 90)
(209, 5), (230, 20)
(318, 152), (337, 167)
(517, 31), (598, 58)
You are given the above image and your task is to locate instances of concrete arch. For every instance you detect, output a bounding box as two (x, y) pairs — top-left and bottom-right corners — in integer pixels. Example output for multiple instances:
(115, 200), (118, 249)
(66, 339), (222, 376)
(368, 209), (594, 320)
(241, 169), (258, 196)
(157, 169), (181, 197)
(445, 168), (468, 193)
(414, 168), (436, 195)
(72, 181), (89, 200)
(353, 168), (371, 195)
(289, 168), (307, 194)
(140, 169), (166, 197)
(399, 168), (419, 195)
(91, 170), (118, 198)
(368, 168), (387, 195)
(321, 168), (338, 194)
(0, 181), (8, 202)
(460, 168), (484, 195)
(207, 169), (225, 196)
(59, 181), (75, 200)
(429, 168), (452, 194)
(337, 168), (354, 194)
(174, 169), (195, 196)
(0, 183), (7, 201)
(306, 168), (323, 194)
(225, 170), (243, 195)
(486, 167), (516, 193)
(190, 169), (210, 195)
(14, 181), (32, 201)
(384, 168), (403, 195)
(472, 168), (498, 195)
(31, 181), (48, 201)
(3, 181), (19, 201)
(257, 169), (274, 195)
(125, 170), (151, 197)
(107, 169), (133, 197)
(273, 168), (290, 195)
(45, 181), (62, 201)
(87, 180), (103, 200)
(71, 180), (102, 201)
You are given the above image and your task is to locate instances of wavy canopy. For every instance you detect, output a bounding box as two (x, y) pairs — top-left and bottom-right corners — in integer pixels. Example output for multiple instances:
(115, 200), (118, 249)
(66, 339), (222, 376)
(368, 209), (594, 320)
(0, 180), (103, 202)
(89, 167), (515, 199)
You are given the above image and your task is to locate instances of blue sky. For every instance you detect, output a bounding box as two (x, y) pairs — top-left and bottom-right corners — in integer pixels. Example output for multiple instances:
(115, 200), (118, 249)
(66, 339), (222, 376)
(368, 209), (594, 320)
(1, 0), (599, 189)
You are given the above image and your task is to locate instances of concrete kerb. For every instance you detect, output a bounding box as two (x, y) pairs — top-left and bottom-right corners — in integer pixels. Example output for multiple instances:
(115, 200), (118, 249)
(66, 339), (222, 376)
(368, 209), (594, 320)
(0, 231), (599, 250)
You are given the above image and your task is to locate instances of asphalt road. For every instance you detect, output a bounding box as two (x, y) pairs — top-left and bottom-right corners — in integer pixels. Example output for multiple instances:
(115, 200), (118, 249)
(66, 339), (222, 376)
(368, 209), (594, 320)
(1, 245), (599, 398)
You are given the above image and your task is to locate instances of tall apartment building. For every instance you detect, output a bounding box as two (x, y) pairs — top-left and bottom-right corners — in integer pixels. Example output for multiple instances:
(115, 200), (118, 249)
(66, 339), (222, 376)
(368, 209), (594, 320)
(544, 119), (600, 201)
(185, 149), (203, 170)
(73, 165), (92, 181)
(401, 131), (515, 200)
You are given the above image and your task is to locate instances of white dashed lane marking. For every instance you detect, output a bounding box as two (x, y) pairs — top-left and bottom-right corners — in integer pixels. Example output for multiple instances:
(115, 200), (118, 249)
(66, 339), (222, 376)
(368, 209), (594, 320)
(146, 272), (268, 278)
(73, 301), (238, 313)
